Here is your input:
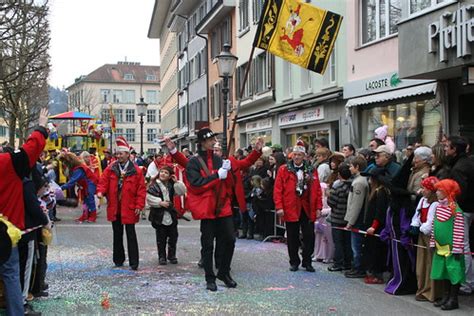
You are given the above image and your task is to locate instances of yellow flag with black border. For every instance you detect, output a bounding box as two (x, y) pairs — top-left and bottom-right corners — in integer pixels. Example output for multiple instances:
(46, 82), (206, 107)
(253, 0), (342, 75)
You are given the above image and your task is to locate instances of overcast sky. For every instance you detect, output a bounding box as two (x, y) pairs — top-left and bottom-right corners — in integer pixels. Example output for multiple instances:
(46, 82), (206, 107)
(49, 0), (160, 88)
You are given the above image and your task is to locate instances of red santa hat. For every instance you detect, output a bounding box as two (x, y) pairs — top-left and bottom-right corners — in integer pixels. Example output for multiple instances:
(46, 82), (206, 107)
(116, 136), (130, 152)
(292, 139), (306, 154)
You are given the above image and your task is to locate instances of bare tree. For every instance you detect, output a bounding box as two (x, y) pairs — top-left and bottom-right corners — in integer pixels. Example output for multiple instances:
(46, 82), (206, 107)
(0, 0), (50, 145)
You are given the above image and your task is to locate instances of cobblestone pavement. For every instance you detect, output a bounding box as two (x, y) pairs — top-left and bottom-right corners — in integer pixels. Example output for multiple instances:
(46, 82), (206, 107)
(25, 206), (474, 315)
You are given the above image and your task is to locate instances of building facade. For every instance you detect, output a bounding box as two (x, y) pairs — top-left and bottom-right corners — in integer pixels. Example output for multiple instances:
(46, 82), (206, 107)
(67, 62), (161, 154)
(344, 0), (441, 153)
(398, 0), (474, 139)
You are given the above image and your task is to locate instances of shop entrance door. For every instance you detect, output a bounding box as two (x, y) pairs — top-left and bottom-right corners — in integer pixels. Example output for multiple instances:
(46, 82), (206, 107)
(285, 124), (332, 152)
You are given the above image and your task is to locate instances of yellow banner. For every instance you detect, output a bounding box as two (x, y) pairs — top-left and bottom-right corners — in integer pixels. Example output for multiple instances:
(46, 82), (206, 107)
(254, 0), (342, 74)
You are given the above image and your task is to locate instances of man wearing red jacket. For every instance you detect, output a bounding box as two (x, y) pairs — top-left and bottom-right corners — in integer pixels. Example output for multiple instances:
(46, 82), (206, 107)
(0, 108), (49, 316)
(182, 128), (238, 291)
(274, 139), (322, 272)
(97, 136), (146, 270)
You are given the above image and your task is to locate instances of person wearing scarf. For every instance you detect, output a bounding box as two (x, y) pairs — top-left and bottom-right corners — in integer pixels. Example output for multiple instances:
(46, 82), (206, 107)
(97, 136), (146, 271)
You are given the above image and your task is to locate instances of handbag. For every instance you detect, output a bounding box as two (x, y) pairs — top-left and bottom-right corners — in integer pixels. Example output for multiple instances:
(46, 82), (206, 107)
(42, 228), (53, 245)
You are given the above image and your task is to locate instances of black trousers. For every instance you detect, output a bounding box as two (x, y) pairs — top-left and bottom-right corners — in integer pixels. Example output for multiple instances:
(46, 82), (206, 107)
(112, 212), (139, 268)
(155, 223), (178, 260)
(200, 216), (235, 282)
(285, 210), (315, 267)
(262, 210), (275, 238)
(331, 224), (352, 269)
(241, 211), (254, 237)
(31, 241), (48, 295)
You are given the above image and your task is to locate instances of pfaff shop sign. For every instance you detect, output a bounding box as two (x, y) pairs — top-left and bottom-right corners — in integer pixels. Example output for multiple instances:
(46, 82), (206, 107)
(428, 5), (474, 62)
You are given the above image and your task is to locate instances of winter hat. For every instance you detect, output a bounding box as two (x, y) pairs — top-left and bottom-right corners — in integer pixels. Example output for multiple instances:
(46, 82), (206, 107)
(414, 146), (432, 164)
(292, 139), (306, 154)
(374, 125), (388, 141)
(116, 136), (130, 152)
(421, 176), (439, 192)
(262, 146), (272, 157)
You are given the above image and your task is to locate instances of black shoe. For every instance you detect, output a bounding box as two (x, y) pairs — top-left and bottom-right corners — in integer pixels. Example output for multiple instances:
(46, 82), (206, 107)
(24, 303), (41, 316)
(206, 281), (217, 292)
(328, 265), (343, 272)
(441, 284), (459, 311)
(345, 270), (366, 278)
(217, 274), (237, 288)
(289, 265), (299, 272)
(304, 264), (315, 272)
(197, 259), (203, 268)
(434, 295), (449, 307)
(33, 291), (49, 297)
(247, 235), (254, 240)
(130, 265), (138, 271)
(342, 266), (352, 271)
(168, 258), (178, 264)
(159, 258), (167, 265)
(114, 263), (124, 267)
(42, 283), (49, 290)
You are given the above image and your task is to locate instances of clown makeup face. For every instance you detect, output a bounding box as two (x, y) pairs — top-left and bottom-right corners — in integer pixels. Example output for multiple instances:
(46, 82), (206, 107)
(436, 189), (447, 201)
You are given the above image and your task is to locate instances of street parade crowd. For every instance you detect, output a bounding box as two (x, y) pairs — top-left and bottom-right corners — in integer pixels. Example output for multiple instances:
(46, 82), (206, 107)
(2, 110), (474, 314)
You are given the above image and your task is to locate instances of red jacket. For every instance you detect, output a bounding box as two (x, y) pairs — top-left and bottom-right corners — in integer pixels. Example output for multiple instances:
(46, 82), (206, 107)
(273, 163), (323, 222)
(97, 160), (146, 224)
(171, 149), (262, 212)
(0, 128), (47, 229)
(185, 150), (234, 220)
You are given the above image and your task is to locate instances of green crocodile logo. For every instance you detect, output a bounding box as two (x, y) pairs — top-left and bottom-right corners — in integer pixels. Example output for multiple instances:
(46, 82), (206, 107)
(390, 73), (402, 87)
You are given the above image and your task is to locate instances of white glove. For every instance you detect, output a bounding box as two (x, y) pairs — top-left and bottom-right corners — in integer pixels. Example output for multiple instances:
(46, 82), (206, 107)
(222, 159), (231, 171)
(218, 168), (228, 180)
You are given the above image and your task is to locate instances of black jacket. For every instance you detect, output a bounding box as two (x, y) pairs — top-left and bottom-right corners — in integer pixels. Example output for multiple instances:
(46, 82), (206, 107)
(186, 149), (221, 188)
(449, 153), (474, 213)
(22, 178), (49, 242)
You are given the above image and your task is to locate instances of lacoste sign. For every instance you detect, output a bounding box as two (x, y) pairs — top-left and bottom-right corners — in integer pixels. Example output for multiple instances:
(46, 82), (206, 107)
(365, 73), (401, 92)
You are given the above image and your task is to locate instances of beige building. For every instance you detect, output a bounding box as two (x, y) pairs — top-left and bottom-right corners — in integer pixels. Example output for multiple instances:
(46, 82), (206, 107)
(66, 62), (161, 154)
(148, 0), (179, 141)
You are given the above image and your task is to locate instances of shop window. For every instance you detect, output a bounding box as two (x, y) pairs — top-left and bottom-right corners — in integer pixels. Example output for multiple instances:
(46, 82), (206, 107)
(247, 130), (272, 146)
(360, 0), (401, 45)
(360, 98), (442, 153)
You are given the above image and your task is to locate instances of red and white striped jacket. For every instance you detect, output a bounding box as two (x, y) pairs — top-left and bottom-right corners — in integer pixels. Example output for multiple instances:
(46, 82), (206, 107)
(430, 200), (464, 254)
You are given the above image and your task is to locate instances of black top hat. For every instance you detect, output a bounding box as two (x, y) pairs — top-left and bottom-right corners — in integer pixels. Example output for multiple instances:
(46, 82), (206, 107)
(0, 221), (12, 265)
(197, 128), (217, 142)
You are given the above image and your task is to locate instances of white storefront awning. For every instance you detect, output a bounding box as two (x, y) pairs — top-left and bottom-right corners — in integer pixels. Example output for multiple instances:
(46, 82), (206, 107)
(345, 82), (437, 108)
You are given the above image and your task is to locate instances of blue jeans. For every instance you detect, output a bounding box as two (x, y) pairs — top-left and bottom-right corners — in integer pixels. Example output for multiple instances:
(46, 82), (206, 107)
(0, 246), (24, 316)
(351, 231), (364, 272)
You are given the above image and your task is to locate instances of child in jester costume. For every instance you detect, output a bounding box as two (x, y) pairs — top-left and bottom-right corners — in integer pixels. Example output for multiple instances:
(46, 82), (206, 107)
(430, 179), (465, 311)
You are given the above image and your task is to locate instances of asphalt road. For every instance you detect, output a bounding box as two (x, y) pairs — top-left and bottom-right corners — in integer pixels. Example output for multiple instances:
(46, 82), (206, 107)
(27, 206), (474, 315)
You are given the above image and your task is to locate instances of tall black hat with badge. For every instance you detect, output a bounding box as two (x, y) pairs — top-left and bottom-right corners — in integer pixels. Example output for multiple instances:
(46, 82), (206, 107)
(197, 128), (218, 143)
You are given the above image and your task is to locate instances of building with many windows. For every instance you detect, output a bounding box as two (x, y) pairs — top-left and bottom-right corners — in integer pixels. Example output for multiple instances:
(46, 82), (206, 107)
(66, 62), (161, 154)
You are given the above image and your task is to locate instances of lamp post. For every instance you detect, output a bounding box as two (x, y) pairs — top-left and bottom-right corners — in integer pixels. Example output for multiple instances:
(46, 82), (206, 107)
(136, 97), (148, 156)
(216, 43), (238, 157)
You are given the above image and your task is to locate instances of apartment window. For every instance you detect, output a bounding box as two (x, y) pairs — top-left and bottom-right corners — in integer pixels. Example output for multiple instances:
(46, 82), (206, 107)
(237, 62), (252, 99)
(210, 17), (232, 58)
(361, 0), (401, 45)
(113, 109), (123, 123)
(124, 73), (134, 80)
(125, 128), (135, 142)
(101, 109), (110, 122)
(147, 109), (156, 123)
(253, 0), (264, 23)
(239, 0), (249, 31)
(323, 48), (336, 86)
(189, 58), (196, 82)
(210, 83), (221, 119)
(253, 52), (270, 94)
(199, 50), (206, 75)
(124, 90), (135, 104)
(188, 13), (197, 39)
(178, 32), (185, 52)
(301, 69), (312, 93)
(147, 128), (157, 142)
(178, 106), (187, 128)
(100, 89), (110, 103)
(410, 0), (448, 15)
(113, 90), (123, 103)
(125, 109), (135, 123)
(0, 126), (7, 137)
(148, 148), (157, 154)
(146, 74), (156, 81)
(146, 90), (157, 104)
(115, 128), (123, 137)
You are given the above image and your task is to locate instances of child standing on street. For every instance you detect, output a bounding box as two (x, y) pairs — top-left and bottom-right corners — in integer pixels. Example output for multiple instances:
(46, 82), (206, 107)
(147, 165), (186, 265)
(409, 176), (442, 302)
(430, 179), (465, 311)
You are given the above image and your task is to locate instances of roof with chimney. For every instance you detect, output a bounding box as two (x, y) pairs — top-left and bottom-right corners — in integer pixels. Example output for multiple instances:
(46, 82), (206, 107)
(67, 62), (160, 89)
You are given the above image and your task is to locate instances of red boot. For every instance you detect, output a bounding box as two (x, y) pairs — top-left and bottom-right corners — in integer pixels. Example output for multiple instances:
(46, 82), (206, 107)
(87, 211), (97, 223)
(75, 211), (88, 223)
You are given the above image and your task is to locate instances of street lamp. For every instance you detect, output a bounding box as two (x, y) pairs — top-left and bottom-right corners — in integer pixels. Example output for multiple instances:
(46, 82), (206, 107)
(216, 43), (238, 157)
(136, 97), (148, 155)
